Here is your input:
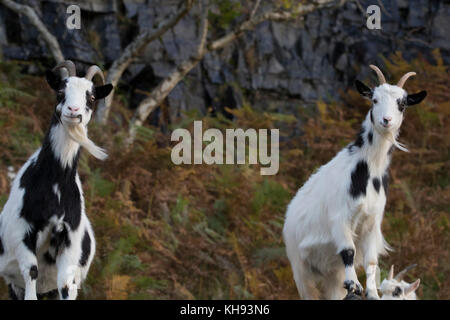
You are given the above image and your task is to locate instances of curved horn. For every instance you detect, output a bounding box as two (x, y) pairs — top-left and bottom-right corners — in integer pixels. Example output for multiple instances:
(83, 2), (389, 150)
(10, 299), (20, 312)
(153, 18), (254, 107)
(52, 60), (76, 78)
(388, 265), (394, 280)
(369, 64), (386, 85)
(394, 264), (417, 281)
(397, 72), (416, 88)
(84, 65), (105, 84)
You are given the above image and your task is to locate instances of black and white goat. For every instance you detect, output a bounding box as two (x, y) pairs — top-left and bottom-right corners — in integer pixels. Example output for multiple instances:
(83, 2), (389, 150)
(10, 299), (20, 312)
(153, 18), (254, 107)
(380, 265), (420, 300)
(0, 61), (113, 300)
(283, 65), (427, 300)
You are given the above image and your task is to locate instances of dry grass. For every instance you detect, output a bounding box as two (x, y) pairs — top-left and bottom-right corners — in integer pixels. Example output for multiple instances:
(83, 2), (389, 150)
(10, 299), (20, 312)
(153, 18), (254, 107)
(0, 52), (448, 299)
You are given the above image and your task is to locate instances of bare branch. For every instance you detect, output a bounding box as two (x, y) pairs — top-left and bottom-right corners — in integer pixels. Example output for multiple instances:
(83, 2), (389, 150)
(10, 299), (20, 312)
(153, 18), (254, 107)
(0, 0), (64, 63)
(249, 0), (262, 20)
(126, 10), (209, 146)
(125, 0), (348, 146)
(95, 0), (195, 124)
(210, 0), (346, 51)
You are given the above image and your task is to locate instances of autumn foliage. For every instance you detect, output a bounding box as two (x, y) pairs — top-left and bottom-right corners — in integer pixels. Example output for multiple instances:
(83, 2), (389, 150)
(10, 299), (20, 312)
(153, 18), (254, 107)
(0, 52), (448, 299)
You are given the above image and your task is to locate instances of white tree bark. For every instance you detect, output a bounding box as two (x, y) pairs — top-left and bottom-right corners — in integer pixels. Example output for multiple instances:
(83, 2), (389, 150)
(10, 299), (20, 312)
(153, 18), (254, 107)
(0, 0), (64, 63)
(95, 0), (195, 124)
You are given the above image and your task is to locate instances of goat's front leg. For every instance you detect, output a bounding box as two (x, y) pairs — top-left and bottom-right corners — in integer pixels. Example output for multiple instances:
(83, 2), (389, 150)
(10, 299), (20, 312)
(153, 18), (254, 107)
(361, 227), (382, 300)
(16, 241), (39, 300)
(340, 248), (363, 295)
(332, 222), (363, 296)
(56, 250), (82, 300)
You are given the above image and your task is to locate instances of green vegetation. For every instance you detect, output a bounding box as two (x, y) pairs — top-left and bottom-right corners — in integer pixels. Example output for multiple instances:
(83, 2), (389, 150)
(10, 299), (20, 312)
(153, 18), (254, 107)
(0, 52), (448, 299)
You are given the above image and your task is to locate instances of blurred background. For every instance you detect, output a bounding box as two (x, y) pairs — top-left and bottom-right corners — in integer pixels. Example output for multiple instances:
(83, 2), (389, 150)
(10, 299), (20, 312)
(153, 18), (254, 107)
(0, 0), (448, 299)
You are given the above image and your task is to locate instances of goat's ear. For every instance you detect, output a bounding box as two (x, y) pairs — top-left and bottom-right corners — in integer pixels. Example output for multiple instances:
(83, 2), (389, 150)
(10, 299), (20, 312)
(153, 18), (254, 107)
(355, 80), (372, 99)
(95, 84), (113, 100)
(405, 279), (420, 295)
(406, 91), (427, 106)
(45, 70), (61, 91)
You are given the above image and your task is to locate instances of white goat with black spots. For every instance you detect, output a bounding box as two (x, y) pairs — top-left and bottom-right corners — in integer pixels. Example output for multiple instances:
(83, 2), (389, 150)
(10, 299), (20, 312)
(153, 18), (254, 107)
(380, 265), (420, 300)
(283, 65), (427, 300)
(0, 61), (113, 300)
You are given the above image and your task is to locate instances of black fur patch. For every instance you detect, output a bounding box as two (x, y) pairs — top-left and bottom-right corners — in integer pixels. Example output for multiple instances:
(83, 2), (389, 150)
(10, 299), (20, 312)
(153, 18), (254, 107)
(61, 286), (69, 299)
(50, 226), (71, 249)
(348, 127), (365, 152)
(94, 84), (113, 100)
(85, 90), (94, 111)
(23, 230), (38, 254)
(8, 284), (22, 300)
(397, 98), (407, 112)
(340, 249), (355, 266)
(350, 160), (370, 198)
(19, 115), (82, 252)
(372, 178), (380, 193)
(388, 145), (394, 155)
(368, 131), (373, 145)
(29, 265), (38, 280)
(0, 236), (4, 254)
(354, 127), (365, 148)
(382, 172), (390, 195)
(45, 226), (71, 265)
(37, 289), (59, 300)
(355, 80), (372, 98)
(44, 251), (56, 264)
(393, 286), (402, 297)
(79, 230), (91, 267)
(370, 109), (374, 124)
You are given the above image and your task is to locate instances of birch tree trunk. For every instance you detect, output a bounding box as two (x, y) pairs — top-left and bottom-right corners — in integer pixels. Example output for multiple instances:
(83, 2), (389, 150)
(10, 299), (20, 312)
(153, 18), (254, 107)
(0, 0), (64, 63)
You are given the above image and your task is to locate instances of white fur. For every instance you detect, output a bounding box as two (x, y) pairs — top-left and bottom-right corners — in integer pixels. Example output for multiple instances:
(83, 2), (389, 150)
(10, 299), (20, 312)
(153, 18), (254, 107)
(57, 77), (107, 161)
(283, 83), (410, 300)
(380, 278), (420, 300)
(0, 75), (102, 300)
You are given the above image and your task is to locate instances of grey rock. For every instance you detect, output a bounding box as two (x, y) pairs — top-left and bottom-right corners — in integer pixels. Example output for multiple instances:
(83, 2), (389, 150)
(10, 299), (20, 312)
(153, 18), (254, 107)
(432, 4), (450, 50)
(408, 0), (428, 27)
(267, 56), (285, 74)
(46, 0), (118, 13)
(272, 22), (298, 49)
(88, 13), (121, 63)
(0, 0), (448, 121)
(123, 0), (145, 18)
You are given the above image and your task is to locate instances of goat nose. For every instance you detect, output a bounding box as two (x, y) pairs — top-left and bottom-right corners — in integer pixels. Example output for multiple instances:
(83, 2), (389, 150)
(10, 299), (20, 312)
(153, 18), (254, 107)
(68, 106), (79, 112)
(383, 117), (392, 124)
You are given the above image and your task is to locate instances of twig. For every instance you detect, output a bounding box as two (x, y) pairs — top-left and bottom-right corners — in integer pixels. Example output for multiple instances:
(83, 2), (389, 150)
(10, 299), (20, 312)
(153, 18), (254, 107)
(0, 0), (64, 63)
(95, 0), (195, 124)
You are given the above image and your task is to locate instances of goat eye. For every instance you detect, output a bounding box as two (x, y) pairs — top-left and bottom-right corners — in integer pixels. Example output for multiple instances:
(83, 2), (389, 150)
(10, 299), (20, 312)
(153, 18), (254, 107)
(373, 99), (378, 104)
(393, 287), (402, 297)
(398, 99), (406, 112)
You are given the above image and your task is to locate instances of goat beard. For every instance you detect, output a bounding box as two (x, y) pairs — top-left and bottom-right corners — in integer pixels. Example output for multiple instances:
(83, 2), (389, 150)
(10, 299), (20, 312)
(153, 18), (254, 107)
(62, 122), (108, 160)
(377, 127), (409, 152)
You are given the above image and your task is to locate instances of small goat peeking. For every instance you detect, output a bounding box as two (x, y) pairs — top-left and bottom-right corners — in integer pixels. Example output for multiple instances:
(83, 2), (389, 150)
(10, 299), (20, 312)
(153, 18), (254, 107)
(380, 265), (420, 300)
(283, 65), (426, 300)
(0, 61), (113, 299)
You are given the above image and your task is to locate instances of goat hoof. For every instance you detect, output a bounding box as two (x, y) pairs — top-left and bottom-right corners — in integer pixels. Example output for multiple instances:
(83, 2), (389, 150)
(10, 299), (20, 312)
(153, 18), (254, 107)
(365, 290), (380, 300)
(344, 280), (363, 296)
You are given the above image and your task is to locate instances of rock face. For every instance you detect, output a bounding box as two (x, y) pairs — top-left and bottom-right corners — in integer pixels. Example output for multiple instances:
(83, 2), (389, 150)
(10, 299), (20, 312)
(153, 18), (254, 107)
(0, 0), (448, 121)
